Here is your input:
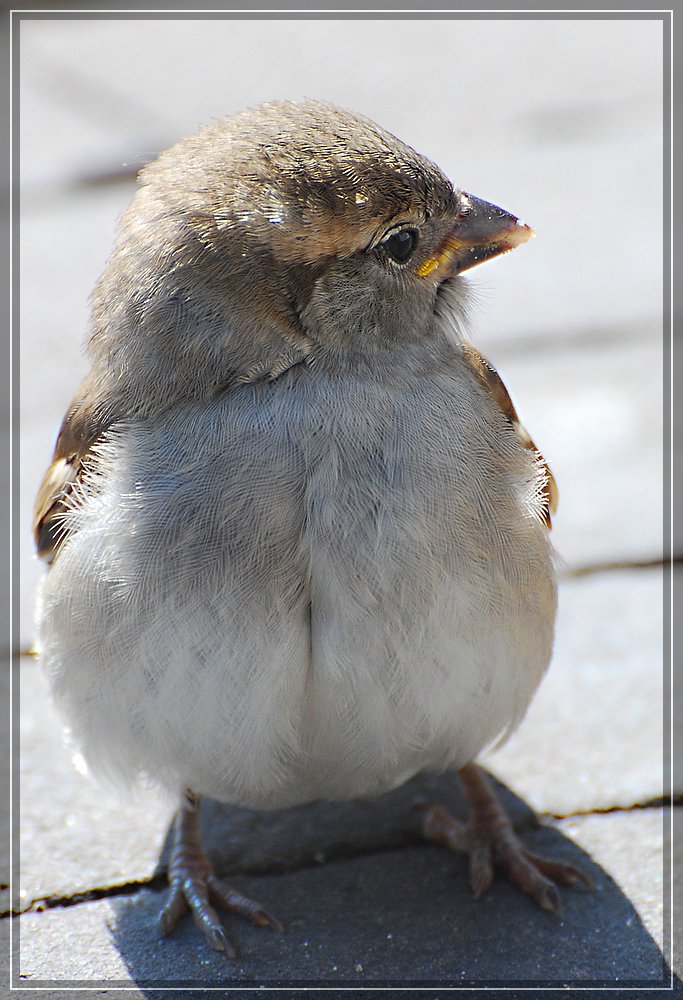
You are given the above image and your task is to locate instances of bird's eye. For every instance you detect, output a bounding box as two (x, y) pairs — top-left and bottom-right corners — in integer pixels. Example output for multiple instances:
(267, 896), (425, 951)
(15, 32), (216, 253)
(380, 228), (419, 264)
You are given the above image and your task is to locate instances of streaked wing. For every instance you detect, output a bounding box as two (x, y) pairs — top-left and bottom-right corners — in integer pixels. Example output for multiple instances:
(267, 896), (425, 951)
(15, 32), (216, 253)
(33, 372), (119, 563)
(461, 342), (558, 528)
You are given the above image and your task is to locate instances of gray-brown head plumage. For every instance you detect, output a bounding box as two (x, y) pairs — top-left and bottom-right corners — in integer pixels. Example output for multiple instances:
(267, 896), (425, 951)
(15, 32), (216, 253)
(34, 100), (536, 559)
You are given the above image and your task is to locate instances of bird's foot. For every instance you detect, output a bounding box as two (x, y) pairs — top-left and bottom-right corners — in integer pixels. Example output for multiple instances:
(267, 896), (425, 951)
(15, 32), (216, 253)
(159, 791), (283, 955)
(420, 763), (593, 913)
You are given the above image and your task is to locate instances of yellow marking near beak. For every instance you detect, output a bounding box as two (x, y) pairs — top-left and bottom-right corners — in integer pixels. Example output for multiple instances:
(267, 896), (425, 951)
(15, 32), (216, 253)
(416, 236), (466, 278)
(416, 257), (440, 278)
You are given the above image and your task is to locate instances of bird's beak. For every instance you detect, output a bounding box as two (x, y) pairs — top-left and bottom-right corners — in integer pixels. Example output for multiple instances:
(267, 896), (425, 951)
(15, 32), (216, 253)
(417, 192), (534, 278)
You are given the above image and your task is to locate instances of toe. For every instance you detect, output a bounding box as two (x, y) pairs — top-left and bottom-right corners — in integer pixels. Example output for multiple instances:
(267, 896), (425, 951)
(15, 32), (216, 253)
(193, 897), (239, 955)
(209, 877), (285, 933)
(469, 839), (494, 898)
(422, 805), (469, 852)
(158, 884), (189, 937)
(206, 923), (237, 957)
(534, 879), (562, 915)
(524, 851), (595, 890)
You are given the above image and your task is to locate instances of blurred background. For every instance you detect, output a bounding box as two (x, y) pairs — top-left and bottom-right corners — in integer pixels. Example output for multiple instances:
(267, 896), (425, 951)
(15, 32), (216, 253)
(15, 13), (673, 981)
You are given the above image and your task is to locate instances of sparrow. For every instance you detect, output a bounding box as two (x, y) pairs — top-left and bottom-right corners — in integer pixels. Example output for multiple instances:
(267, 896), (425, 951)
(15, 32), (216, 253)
(33, 99), (589, 956)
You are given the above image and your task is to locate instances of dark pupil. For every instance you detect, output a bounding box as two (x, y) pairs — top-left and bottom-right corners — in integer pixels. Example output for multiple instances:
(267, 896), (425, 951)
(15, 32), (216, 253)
(384, 229), (417, 263)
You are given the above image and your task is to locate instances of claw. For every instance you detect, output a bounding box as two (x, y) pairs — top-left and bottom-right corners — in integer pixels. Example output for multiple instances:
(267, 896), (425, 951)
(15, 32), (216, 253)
(524, 852), (595, 891)
(253, 907), (285, 933)
(207, 924), (236, 957)
(209, 879), (285, 933)
(422, 765), (593, 913)
(158, 884), (189, 936)
(536, 881), (562, 915)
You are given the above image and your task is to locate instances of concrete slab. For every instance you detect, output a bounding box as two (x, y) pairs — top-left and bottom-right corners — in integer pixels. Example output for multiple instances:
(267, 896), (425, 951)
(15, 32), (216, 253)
(478, 331), (665, 571)
(0, 660), (11, 918)
(558, 809), (668, 972)
(675, 808), (683, 981)
(483, 567), (666, 815)
(17, 834), (667, 988)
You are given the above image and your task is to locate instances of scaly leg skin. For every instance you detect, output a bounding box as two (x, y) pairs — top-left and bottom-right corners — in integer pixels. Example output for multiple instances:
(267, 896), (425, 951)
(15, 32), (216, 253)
(421, 763), (593, 913)
(158, 790), (284, 955)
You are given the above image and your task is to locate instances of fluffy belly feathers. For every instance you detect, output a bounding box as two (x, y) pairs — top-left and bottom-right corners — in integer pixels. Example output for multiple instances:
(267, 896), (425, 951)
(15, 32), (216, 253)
(37, 365), (556, 808)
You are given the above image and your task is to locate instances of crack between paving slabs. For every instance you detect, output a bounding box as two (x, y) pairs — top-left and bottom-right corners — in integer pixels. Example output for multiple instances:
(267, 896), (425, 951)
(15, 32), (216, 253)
(4, 828), (431, 919)
(3, 834), (422, 919)
(563, 554), (681, 579)
(0, 809), (538, 918)
(548, 795), (682, 822)
(6, 796), (678, 921)
(2, 873), (167, 920)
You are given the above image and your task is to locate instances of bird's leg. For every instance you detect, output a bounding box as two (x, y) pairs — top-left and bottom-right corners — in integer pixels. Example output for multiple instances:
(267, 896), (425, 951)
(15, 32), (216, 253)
(159, 789), (283, 955)
(420, 763), (592, 912)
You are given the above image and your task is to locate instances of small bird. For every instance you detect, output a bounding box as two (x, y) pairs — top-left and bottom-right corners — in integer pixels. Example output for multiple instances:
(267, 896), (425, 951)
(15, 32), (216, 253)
(34, 100), (588, 956)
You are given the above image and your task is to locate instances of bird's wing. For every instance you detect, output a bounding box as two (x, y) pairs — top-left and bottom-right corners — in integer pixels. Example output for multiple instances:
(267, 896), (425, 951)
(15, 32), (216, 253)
(461, 342), (558, 529)
(33, 371), (119, 563)
(32, 344), (313, 565)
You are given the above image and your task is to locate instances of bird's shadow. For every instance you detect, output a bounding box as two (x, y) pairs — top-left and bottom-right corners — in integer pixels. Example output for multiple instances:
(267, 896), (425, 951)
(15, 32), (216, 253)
(110, 770), (670, 992)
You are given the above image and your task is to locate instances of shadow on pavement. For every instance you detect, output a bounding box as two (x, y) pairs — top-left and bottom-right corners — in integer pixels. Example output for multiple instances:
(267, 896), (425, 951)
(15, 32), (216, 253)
(100, 771), (671, 990)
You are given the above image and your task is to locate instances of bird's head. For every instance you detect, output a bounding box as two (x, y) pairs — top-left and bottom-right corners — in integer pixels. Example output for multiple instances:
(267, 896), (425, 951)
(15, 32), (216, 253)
(90, 100), (532, 399)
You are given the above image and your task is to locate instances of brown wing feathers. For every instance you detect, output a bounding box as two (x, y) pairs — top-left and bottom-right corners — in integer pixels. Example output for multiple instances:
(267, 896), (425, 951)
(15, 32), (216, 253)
(461, 343), (558, 529)
(32, 373), (119, 563)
